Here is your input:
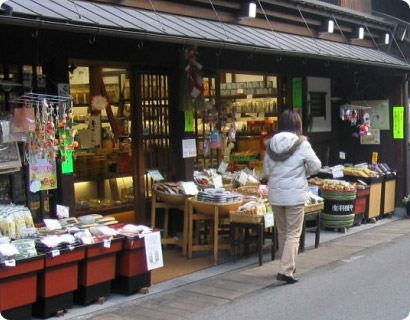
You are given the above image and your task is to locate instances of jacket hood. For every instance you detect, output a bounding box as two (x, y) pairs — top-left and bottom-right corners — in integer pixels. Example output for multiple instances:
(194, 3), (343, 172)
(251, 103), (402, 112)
(267, 132), (306, 161)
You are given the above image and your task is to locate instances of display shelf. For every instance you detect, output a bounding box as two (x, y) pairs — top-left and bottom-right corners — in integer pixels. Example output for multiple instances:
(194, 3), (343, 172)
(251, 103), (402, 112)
(112, 235), (151, 295)
(76, 203), (134, 217)
(75, 237), (124, 305)
(0, 254), (45, 320)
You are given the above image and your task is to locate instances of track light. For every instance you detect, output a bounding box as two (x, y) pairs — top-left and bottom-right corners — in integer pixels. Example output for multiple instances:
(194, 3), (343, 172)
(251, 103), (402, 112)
(351, 26), (365, 41)
(319, 19), (335, 35)
(238, 1), (257, 19)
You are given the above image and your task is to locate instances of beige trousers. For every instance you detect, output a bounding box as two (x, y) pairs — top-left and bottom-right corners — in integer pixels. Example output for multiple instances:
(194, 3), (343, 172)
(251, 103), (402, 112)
(273, 205), (304, 276)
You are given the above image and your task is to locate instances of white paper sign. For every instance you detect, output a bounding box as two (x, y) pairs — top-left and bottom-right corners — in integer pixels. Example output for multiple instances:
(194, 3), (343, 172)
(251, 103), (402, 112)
(44, 219), (62, 231)
(339, 152), (346, 160)
(213, 175), (223, 189)
(332, 169), (344, 179)
(181, 181), (198, 195)
(264, 206), (274, 228)
(217, 161), (228, 174)
(148, 170), (165, 182)
(144, 231), (164, 271)
(238, 171), (248, 185)
(4, 259), (16, 267)
(182, 139), (197, 158)
(56, 205), (69, 219)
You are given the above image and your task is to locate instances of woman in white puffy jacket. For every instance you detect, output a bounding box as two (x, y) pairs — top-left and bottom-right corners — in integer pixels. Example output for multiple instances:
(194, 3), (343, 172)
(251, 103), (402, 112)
(263, 110), (321, 284)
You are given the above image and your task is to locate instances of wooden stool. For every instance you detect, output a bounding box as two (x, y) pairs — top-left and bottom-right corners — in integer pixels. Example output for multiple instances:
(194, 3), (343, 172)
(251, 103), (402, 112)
(150, 190), (189, 256)
(299, 210), (321, 253)
(187, 198), (240, 265)
(230, 222), (276, 266)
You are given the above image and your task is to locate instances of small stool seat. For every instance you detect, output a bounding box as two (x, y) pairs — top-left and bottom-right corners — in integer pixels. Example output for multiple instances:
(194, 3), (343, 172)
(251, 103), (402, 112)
(230, 222), (276, 266)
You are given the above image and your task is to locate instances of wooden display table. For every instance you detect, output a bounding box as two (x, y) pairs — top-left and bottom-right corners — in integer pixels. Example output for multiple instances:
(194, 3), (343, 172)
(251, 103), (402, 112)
(0, 255), (44, 320)
(367, 177), (383, 220)
(75, 237), (123, 305)
(151, 189), (190, 256)
(299, 203), (323, 252)
(112, 235), (151, 295)
(188, 198), (242, 265)
(34, 246), (86, 318)
(381, 176), (396, 217)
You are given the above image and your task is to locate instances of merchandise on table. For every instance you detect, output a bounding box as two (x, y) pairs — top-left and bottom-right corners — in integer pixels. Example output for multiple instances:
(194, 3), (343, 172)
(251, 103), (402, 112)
(196, 188), (243, 203)
(0, 204), (35, 239)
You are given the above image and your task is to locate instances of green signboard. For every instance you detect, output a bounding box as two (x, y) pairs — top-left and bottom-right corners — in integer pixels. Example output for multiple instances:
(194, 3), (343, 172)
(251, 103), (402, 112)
(293, 77), (303, 108)
(393, 106), (404, 139)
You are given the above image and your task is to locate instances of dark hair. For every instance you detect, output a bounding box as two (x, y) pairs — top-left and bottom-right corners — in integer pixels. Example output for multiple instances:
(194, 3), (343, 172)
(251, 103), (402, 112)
(278, 109), (302, 136)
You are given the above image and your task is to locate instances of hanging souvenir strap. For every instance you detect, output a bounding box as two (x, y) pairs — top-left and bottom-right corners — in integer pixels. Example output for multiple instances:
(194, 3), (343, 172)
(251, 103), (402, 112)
(185, 46), (203, 98)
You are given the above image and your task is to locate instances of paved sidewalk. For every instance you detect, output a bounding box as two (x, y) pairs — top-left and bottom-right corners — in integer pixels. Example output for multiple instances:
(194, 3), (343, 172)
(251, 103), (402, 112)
(67, 214), (410, 320)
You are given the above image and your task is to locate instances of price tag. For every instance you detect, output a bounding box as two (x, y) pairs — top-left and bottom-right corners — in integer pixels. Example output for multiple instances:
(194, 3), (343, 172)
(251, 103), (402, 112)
(181, 181), (198, 195)
(213, 175), (223, 189)
(68, 245), (74, 251)
(264, 206), (274, 228)
(56, 204), (69, 219)
(4, 259), (16, 267)
(237, 88), (244, 94)
(103, 239), (111, 248)
(339, 151), (346, 160)
(332, 169), (344, 179)
(217, 161), (228, 174)
(372, 152), (378, 164)
(238, 171), (248, 185)
(51, 249), (60, 257)
(246, 94), (253, 100)
(147, 170), (165, 182)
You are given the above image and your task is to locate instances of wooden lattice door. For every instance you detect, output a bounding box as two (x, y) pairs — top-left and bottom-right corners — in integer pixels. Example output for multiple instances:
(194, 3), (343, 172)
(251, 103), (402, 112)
(140, 73), (172, 194)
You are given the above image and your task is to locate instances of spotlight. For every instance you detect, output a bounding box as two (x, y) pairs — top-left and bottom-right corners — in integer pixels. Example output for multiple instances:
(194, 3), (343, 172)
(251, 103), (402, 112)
(238, 1), (257, 19)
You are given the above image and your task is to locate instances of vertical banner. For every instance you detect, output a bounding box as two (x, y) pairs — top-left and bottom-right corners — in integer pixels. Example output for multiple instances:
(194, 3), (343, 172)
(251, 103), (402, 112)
(184, 110), (194, 132)
(393, 106), (404, 139)
(292, 77), (303, 108)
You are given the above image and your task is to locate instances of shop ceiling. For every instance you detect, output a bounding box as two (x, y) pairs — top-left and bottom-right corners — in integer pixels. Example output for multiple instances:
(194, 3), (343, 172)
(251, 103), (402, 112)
(0, 0), (409, 71)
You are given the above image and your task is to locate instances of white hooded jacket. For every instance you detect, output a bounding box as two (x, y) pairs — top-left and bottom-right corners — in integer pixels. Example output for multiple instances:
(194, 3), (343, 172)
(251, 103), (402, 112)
(263, 132), (322, 206)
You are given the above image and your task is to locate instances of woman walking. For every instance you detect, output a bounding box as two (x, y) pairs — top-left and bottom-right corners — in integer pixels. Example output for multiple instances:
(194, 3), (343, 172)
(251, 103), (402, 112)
(263, 110), (321, 284)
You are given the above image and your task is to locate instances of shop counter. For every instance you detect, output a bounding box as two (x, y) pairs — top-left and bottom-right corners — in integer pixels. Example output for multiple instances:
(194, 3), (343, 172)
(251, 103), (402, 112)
(34, 246), (86, 318)
(112, 235), (151, 295)
(75, 237), (124, 305)
(0, 255), (44, 320)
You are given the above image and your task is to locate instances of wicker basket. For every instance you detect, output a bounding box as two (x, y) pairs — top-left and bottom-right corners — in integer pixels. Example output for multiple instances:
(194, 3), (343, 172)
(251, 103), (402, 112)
(229, 212), (263, 224)
(190, 198), (242, 216)
(321, 189), (357, 201)
(304, 203), (324, 213)
(153, 188), (190, 206)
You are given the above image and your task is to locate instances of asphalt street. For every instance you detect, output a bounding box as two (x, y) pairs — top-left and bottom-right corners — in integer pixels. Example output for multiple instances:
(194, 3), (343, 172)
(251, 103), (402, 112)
(189, 232), (410, 320)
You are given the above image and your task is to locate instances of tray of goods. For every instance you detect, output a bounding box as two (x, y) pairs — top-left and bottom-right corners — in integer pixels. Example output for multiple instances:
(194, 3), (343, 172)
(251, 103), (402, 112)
(153, 182), (191, 205)
(320, 180), (357, 201)
(229, 202), (266, 224)
(304, 202), (324, 213)
(190, 189), (243, 216)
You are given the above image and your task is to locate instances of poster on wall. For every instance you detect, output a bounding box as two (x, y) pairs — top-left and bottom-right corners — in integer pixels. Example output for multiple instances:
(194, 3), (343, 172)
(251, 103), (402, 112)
(351, 100), (390, 130)
(29, 158), (57, 192)
(393, 106), (404, 139)
(360, 129), (380, 145)
(182, 139), (197, 158)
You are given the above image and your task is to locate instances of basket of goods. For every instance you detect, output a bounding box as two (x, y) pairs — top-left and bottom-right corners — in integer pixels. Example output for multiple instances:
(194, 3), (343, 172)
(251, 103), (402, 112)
(320, 180), (357, 201)
(237, 184), (268, 198)
(191, 189), (243, 216)
(194, 169), (220, 190)
(153, 182), (191, 205)
(304, 193), (324, 213)
(229, 201), (266, 224)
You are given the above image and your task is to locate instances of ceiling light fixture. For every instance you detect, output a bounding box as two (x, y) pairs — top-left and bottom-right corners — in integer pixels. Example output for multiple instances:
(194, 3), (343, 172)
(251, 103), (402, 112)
(319, 19), (335, 35)
(238, 1), (257, 19)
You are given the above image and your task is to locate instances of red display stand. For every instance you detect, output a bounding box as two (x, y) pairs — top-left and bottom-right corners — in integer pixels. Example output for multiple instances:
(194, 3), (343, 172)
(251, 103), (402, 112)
(354, 186), (370, 225)
(75, 237), (123, 305)
(0, 255), (44, 320)
(112, 235), (151, 295)
(33, 246), (86, 318)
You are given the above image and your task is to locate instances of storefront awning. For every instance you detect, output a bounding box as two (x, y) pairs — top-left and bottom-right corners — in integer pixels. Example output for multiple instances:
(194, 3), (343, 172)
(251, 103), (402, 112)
(1, 0), (410, 71)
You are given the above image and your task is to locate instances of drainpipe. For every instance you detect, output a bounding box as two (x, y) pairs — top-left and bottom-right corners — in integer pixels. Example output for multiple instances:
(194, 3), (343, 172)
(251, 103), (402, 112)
(404, 73), (409, 197)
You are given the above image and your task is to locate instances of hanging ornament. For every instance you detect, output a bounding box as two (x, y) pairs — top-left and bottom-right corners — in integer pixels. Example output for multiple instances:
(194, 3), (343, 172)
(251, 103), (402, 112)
(91, 95), (108, 111)
(185, 46), (204, 99)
